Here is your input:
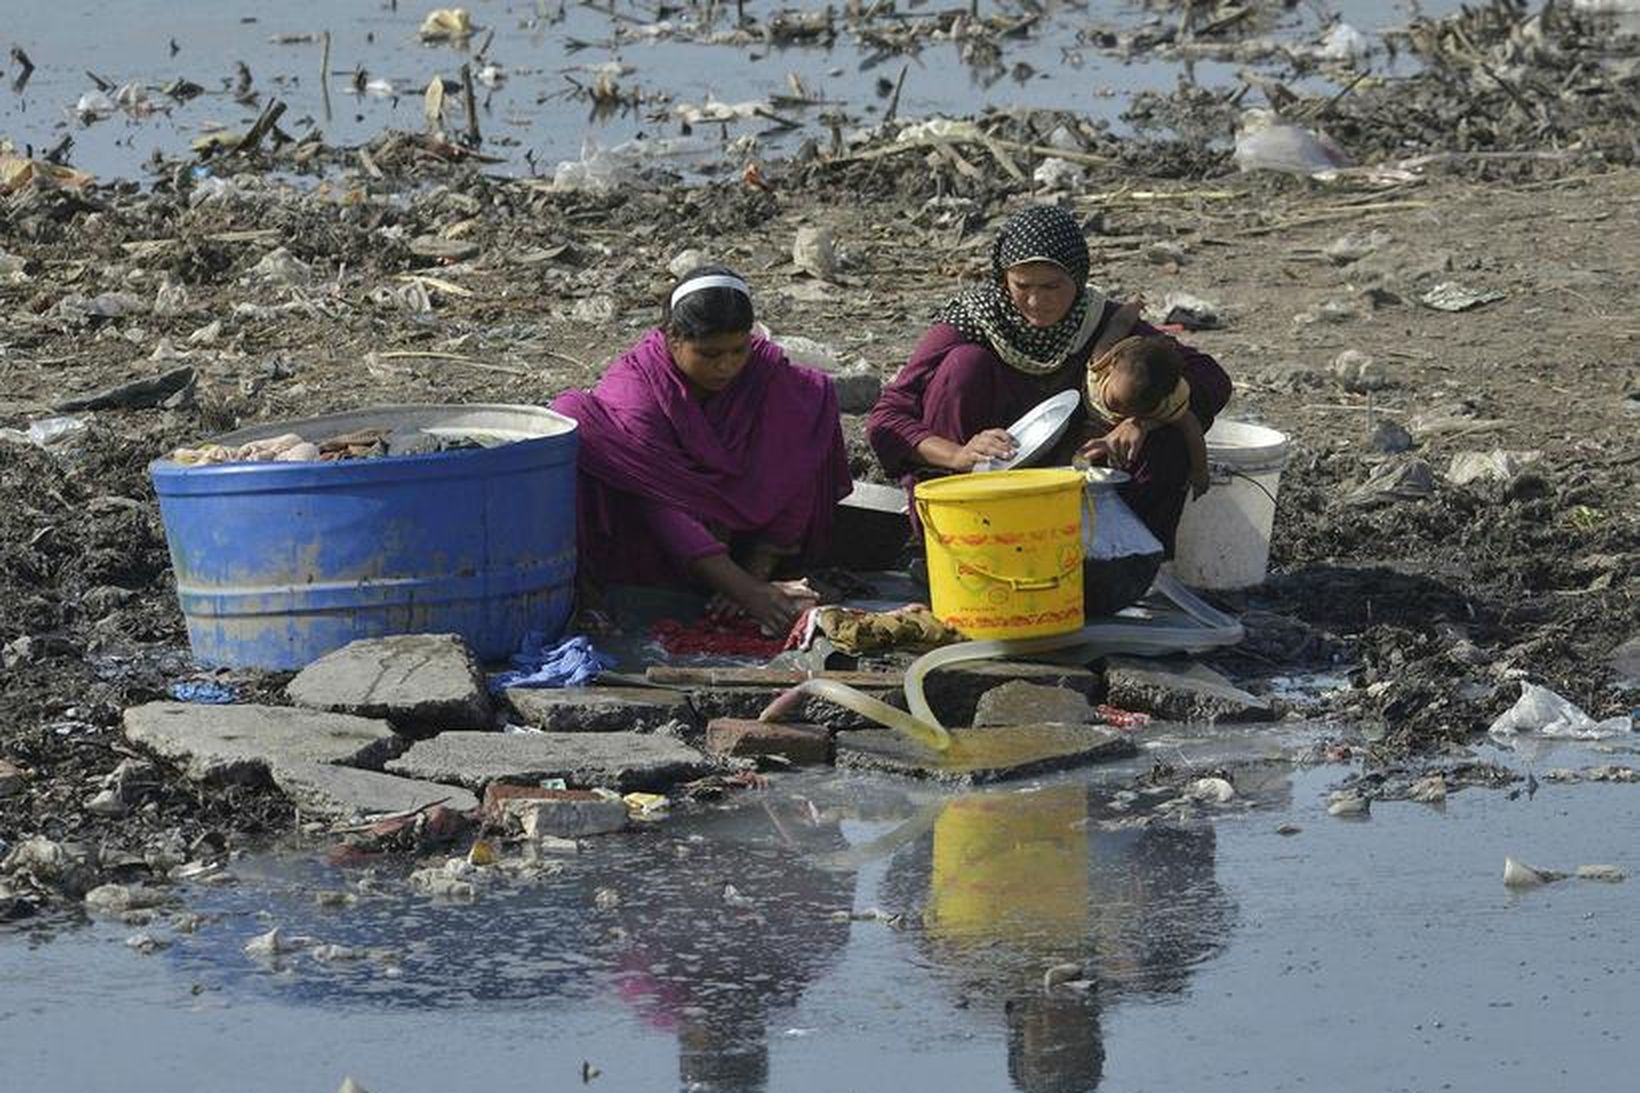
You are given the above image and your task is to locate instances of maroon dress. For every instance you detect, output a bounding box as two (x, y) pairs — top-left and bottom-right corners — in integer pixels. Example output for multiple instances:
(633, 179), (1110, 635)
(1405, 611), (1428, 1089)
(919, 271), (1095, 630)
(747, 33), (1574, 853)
(867, 302), (1232, 553)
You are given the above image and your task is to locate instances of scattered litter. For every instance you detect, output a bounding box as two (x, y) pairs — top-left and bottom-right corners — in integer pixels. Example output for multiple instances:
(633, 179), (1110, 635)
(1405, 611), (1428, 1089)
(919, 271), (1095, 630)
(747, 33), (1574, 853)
(55, 366), (196, 413)
(21, 416), (90, 448)
(1446, 449), (1543, 486)
(1233, 111), (1351, 175)
(1502, 857), (1565, 888)
(1575, 864), (1626, 882)
(1032, 157), (1084, 191)
(248, 247), (313, 286)
(1327, 790), (1369, 816)
(1488, 682), (1633, 740)
(1316, 23), (1372, 64)
(793, 225), (839, 281)
(1407, 774), (1448, 804)
(1096, 705), (1151, 729)
(1157, 291), (1223, 331)
(1324, 230), (1392, 265)
(1330, 349), (1392, 392)
(419, 8), (475, 42)
(622, 792), (670, 820)
(1345, 457), (1436, 506)
(1187, 777), (1236, 804)
(1420, 282), (1506, 312)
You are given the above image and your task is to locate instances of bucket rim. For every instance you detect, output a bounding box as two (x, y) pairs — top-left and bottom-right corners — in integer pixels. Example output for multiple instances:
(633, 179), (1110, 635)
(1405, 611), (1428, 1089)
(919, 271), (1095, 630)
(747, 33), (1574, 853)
(1204, 419), (1290, 467)
(914, 467), (1086, 503)
(148, 402), (578, 479)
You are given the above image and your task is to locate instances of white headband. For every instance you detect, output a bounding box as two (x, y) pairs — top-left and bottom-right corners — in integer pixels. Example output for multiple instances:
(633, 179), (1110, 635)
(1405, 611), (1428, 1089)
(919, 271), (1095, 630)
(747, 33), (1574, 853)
(669, 274), (750, 309)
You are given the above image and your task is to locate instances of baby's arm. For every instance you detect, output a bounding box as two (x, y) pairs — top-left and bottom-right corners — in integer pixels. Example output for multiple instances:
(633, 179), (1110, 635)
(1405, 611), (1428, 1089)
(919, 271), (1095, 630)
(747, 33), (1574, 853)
(1178, 410), (1210, 498)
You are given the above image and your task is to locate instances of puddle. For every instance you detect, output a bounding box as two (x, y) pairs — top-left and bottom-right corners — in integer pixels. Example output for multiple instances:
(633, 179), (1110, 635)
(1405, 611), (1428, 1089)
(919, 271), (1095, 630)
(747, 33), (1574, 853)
(5, 1), (1464, 183)
(6, 738), (1638, 1091)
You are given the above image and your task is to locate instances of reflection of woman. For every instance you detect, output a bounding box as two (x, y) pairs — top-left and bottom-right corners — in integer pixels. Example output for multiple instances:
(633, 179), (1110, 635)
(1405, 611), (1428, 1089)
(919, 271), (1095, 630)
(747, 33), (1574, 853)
(606, 800), (852, 1093)
(883, 785), (1233, 1093)
(867, 206), (1232, 554)
(553, 266), (850, 633)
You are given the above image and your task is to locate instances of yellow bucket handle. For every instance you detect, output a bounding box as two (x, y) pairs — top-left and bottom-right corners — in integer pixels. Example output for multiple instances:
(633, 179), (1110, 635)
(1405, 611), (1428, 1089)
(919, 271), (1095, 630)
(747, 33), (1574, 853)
(916, 499), (1082, 592)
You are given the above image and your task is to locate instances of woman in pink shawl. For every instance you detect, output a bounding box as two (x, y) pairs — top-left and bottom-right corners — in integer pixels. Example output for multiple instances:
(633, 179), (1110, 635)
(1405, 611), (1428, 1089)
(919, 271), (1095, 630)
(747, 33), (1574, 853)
(552, 266), (850, 634)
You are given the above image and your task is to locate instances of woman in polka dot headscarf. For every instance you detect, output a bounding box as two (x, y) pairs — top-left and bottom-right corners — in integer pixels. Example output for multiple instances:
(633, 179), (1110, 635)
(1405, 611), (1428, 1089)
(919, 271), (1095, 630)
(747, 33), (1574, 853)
(866, 204), (1232, 557)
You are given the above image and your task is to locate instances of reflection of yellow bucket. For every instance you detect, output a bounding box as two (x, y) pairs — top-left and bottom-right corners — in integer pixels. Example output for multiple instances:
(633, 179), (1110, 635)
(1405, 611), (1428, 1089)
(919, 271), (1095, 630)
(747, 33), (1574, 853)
(927, 787), (1089, 942)
(915, 469), (1085, 640)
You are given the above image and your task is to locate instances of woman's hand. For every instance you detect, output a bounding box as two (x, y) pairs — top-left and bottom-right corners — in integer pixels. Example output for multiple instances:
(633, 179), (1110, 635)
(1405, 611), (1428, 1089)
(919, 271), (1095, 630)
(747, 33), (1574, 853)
(733, 580), (803, 635)
(951, 428), (1017, 471)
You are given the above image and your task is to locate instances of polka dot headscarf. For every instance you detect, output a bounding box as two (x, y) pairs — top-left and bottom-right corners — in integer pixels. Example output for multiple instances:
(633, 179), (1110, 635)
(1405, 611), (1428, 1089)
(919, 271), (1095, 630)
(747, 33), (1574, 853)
(935, 205), (1103, 376)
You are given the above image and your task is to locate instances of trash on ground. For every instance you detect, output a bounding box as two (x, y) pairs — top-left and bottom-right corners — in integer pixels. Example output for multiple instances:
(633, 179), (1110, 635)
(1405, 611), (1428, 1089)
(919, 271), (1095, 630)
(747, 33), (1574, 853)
(1488, 682), (1633, 740)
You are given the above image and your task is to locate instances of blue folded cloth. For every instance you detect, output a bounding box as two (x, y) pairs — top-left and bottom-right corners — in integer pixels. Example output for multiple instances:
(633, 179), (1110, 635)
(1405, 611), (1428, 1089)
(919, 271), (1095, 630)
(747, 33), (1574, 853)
(488, 632), (614, 693)
(168, 680), (238, 705)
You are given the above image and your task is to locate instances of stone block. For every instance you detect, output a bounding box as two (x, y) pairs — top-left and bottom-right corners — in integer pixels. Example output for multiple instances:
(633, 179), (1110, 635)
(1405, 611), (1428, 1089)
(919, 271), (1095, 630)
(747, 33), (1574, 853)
(386, 731), (713, 792)
(286, 633), (491, 733)
(971, 681), (1097, 727)
(704, 718), (832, 765)
(834, 723), (1135, 784)
(123, 702), (404, 785)
(505, 686), (693, 732)
(271, 760), (478, 821)
(1102, 657), (1272, 723)
(917, 661), (1100, 727)
(501, 791), (628, 837)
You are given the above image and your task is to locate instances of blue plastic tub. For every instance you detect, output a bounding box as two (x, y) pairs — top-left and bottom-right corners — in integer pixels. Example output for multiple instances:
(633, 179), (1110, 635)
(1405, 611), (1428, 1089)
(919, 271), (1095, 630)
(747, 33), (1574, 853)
(149, 404), (578, 670)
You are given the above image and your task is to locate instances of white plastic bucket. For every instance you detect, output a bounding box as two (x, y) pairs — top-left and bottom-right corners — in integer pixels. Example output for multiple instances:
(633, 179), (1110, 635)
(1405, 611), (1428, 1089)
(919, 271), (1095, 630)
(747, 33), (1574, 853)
(1172, 420), (1290, 589)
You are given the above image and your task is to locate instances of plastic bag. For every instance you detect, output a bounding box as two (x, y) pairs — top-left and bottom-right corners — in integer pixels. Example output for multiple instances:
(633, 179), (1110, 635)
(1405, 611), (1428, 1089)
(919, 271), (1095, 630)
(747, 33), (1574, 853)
(1488, 682), (1633, 740)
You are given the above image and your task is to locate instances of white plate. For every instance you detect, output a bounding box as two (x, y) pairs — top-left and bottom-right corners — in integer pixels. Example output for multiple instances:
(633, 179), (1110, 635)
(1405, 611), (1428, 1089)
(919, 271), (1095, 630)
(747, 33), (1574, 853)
(979, 389), (1082, 472)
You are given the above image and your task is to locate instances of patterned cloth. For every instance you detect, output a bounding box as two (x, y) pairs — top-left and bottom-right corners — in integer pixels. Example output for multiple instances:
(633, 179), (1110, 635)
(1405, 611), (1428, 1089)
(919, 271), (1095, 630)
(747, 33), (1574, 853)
(934, 205), (1105, 376)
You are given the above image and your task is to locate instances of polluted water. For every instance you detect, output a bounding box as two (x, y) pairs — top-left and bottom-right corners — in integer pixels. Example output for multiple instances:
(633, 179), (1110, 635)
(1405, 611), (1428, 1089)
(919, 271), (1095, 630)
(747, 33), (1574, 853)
(4, 0), (1465, 182)
(5, 735), (1639, 1093)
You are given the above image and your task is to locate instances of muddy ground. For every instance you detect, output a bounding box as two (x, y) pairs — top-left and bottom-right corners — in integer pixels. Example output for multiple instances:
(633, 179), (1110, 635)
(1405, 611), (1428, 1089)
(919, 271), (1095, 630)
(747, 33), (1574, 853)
(2, 6), (1636, 904)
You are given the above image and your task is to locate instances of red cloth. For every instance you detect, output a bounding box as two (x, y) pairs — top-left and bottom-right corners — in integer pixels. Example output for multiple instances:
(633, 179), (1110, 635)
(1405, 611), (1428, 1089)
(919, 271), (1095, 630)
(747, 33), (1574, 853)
(553, 328), (850, 587)
(650, 617), (788, 659)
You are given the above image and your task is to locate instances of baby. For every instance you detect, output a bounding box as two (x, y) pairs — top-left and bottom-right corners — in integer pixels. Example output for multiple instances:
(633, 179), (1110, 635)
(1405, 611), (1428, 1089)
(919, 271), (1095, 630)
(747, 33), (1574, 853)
(1083, 335), (1210, 498)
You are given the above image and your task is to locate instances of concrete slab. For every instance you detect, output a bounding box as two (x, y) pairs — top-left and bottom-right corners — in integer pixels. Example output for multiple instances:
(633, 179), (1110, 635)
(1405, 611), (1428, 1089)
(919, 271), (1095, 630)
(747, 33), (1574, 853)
(123, 702), (404, 785)
(271, 760), (478, 821)
(834, 723), (1135, 784)
(504, 686), (693, 733)
(704, 718), (832, 765)
(286, 633), (491, 733)
(386, 731), (713, 791)
(971, 680), (1098, 727)
(1103, 656), (1273, 723)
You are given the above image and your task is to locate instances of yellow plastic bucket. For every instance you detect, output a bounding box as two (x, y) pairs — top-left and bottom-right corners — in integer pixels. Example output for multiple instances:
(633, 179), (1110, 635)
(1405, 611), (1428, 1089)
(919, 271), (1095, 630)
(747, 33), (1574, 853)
(914, 468), (1085, 640)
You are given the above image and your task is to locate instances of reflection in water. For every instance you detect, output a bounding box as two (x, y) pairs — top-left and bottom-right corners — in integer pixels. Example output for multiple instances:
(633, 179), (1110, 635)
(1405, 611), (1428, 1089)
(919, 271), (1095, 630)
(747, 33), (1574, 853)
(147, 776), (1233, 1093)
(604, 800), (851, 1093)
(885, 785), (1235, 1092)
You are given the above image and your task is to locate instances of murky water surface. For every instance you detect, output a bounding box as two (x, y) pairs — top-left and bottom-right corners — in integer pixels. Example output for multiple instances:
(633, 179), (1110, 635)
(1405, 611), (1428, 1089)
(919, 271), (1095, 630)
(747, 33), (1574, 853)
(4, 1), (1454, 182)
(5, 733), (1637, 1092)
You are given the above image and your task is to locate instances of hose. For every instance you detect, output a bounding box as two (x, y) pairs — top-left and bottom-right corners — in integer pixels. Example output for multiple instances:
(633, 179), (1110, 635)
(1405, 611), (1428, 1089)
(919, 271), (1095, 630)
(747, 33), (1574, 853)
(758, 678), (951, 752)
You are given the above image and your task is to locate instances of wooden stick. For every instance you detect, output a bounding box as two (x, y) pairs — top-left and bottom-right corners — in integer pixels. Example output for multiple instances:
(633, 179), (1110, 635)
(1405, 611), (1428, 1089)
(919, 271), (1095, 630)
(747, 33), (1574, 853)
(883, 62), (908, 123)
(319, 30), (332, 122)
(460, 62), (482, 145)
